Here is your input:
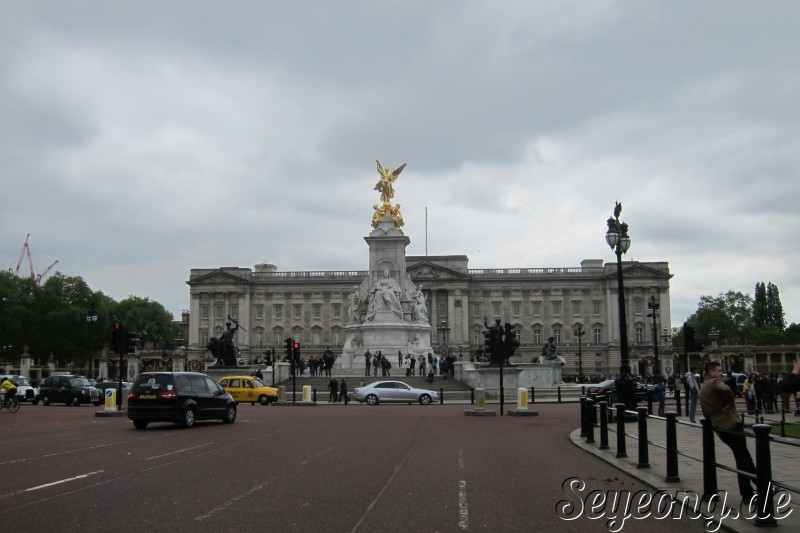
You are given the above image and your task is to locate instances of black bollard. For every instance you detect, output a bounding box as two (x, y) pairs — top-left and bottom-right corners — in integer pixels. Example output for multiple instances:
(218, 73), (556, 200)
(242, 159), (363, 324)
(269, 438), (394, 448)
(615, 403), (627, 458)
(470, 388), (474, 405)
(313, 388), (317, 402)
(647, 393), (653, 415)
(675, 388), (682, 416)
(558, 386), (562, 403)
(531, 387), (535, 404)
(439, 388), (444, 405)
(636, 406), (650, 468)
(580, 396), (588, 438)
(752, 424), (777, 526)
(700, 418), (718, 500)
(599, 401), (609, 450)
(585, 399), (596, 444)
(665, 412), (680, 482)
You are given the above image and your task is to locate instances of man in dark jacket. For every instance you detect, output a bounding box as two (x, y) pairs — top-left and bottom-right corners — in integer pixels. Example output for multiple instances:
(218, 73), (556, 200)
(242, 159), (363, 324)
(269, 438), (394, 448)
(780, 360), (800, 393)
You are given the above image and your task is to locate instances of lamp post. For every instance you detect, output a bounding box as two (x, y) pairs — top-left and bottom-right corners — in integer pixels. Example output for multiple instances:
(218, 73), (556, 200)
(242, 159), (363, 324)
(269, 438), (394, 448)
(661, 327), (672, 374)
(647, 295), (661, 377)
(174, 333), (185, 371)
(86, 307), (98, 379)
(574, 325), (584, 383)
(709, 327), (720, 367)
(438, 320), (450, 353)
(606, 201), (635, 410)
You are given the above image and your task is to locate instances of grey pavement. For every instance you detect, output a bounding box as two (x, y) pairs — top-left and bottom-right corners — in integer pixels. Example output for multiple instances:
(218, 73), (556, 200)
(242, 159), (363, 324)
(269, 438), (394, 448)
(571, 404), (800, 533)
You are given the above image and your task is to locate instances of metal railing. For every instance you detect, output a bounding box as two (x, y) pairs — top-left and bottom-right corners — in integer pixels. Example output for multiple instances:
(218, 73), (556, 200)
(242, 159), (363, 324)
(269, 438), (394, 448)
(579, 398), (800, 526)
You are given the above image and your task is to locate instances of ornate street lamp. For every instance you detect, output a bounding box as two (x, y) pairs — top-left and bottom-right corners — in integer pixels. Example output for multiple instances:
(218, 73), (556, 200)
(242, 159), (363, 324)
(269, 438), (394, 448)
(709, 327), (720, 366)
(606, 201), (635, 410)
(647, 295), (661, 377)
(661, 327), (672, 374)
(574, 325), (585, 383)
(86, 307), (98, 378)
(438, 320), (450, 353)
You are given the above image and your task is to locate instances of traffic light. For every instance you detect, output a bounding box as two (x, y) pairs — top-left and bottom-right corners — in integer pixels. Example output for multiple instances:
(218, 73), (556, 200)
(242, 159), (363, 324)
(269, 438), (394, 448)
(504, 323), (520, 359)
(126, 330), (139, 354)
(483, 327), (495, 358)
(683, 323), (704, 353)
(293, 342), (300, 359)
(111, 322), (123, 354)
(285, 338), (293, 359)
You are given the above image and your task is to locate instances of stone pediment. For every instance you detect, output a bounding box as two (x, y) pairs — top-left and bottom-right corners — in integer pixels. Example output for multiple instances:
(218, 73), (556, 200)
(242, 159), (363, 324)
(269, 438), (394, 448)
(406, 261), (468, 281)
(188, 268), (252, 286)
(606, 262), (672, 280)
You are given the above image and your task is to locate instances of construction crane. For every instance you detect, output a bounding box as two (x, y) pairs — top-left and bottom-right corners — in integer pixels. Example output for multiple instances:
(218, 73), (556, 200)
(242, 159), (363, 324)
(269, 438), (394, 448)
(9, 233), (59, 285)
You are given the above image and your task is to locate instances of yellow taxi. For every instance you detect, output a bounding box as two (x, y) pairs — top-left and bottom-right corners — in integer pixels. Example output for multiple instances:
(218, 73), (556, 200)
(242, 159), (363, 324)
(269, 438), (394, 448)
(218, 376), (278, 405)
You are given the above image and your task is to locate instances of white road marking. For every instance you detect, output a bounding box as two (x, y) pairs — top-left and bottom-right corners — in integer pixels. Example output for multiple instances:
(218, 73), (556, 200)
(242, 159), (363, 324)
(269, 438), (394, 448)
(459, 480), (468, 529)
(145, 442), (214, 460)
(195, 477), (276, 521)
(23, 470), (105, 492)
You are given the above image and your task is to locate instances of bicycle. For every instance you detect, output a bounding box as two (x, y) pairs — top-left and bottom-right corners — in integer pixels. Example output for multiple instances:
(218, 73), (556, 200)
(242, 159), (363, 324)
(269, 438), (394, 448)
(1, 393), (20, 413)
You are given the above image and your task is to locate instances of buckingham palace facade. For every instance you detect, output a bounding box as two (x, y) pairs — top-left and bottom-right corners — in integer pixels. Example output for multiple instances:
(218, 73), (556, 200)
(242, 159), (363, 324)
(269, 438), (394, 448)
(186, 256), (673, 377)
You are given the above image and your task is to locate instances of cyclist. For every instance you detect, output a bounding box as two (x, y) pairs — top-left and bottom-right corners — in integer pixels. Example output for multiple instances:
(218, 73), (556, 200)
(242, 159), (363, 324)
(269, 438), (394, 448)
(1, 376), (18, 408)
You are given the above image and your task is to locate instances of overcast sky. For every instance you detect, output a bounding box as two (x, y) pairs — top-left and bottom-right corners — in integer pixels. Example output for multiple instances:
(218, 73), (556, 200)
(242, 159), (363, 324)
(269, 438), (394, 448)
(2, 1), (799, 330)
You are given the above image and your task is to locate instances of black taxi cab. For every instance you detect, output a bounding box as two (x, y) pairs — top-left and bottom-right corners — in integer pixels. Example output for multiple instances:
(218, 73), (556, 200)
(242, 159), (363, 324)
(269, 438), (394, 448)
(219, 375), (279, 405)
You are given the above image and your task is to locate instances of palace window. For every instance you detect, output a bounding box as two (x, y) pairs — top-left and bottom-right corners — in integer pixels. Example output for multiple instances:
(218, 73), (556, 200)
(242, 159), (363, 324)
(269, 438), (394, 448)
(255, 305), (264, 320)
(532, 302), (541, 317)
(532, 328), (542, 345)
(492, 302), (501, 317)
(201, 305), (209, 320)
(553, 328), (561, 343)
(552, 302), (561, 317)
(313, 304), (321, 319)
(472, 302), (482, 317)
(512, 301), (521, 317)
(229, 305), (238, 319)
(332, 303), (341, 319)
(293, 304), (302, 320)
(594, 328), (602, 344)
(572, 301), (581, 317)
(274, 304), (283, 320)
(635, 326), (644, 343)
(215, 305), (223, 320)
(593, 302), (601, 316)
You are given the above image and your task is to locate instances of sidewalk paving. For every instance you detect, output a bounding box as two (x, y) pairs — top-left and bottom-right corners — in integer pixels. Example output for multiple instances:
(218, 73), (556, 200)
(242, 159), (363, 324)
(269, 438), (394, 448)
(571, 410), (800, 533)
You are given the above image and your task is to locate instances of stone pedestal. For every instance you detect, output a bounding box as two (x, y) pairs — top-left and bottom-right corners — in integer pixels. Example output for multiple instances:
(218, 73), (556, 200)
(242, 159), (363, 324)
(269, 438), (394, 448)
(467, 365), (523, 394)
(339, 216), (433, 366)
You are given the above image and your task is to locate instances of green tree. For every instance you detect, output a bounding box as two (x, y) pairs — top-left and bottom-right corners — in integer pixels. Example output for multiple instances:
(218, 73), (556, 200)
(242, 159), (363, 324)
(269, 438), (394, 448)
(685, 290), (755, 345)
(115, 296), (178, 350)
(753, 282), (767, 327)
(765, 282), (786, 332)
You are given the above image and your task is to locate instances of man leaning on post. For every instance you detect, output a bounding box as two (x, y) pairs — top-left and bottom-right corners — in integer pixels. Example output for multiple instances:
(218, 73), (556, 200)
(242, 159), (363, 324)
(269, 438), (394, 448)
(699, 360), (757, 501)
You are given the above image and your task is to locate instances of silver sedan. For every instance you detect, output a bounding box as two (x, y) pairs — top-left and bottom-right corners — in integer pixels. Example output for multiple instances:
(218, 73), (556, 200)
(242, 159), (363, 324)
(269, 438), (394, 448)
(352, 381), (439, 405)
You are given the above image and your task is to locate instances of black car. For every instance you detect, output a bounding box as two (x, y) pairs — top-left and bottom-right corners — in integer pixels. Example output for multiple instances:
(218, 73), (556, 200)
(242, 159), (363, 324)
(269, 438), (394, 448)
(586, 378), (652, 404)
(127, 372), (237, 429)
(35, 374), (101, 406)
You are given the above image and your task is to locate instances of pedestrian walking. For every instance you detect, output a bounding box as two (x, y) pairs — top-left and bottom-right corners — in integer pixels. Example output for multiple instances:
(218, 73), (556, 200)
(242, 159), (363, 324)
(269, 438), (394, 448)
(328, 378), (339, 403)
(340, 378), (349, 405)
(684, 367), (700, 423)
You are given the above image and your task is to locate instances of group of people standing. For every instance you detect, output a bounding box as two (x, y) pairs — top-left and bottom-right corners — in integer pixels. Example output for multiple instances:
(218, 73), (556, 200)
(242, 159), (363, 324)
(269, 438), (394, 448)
(327, 378), (350, 404)
(361, 350), (457, 383)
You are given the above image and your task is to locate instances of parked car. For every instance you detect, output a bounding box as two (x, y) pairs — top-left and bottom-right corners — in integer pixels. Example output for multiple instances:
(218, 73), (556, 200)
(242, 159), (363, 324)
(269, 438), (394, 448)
(730, 373), (747, 397)
(219, 375), (278, 405)
(127, 372), (237, 429)
(352, 380), (439, 405)
(95, 380), (133, 399)
(34, 374), (101, 406)
(0, 375), (35, 402)
(586, 378), (651, 404)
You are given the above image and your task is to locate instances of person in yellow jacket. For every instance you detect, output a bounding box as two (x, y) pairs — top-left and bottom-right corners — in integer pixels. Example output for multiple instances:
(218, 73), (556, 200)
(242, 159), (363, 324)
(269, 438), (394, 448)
(699, 361), (756, 500)
(0, 377), (18, 408)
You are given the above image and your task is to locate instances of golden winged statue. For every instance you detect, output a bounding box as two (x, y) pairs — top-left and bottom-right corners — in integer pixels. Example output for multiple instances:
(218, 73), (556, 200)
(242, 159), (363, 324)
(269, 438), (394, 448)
(372, 160), (406, 228)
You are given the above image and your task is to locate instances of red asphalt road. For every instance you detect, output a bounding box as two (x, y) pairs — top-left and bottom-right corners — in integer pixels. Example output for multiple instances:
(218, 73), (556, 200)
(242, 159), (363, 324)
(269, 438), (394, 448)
(2, 402), (707, 533)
